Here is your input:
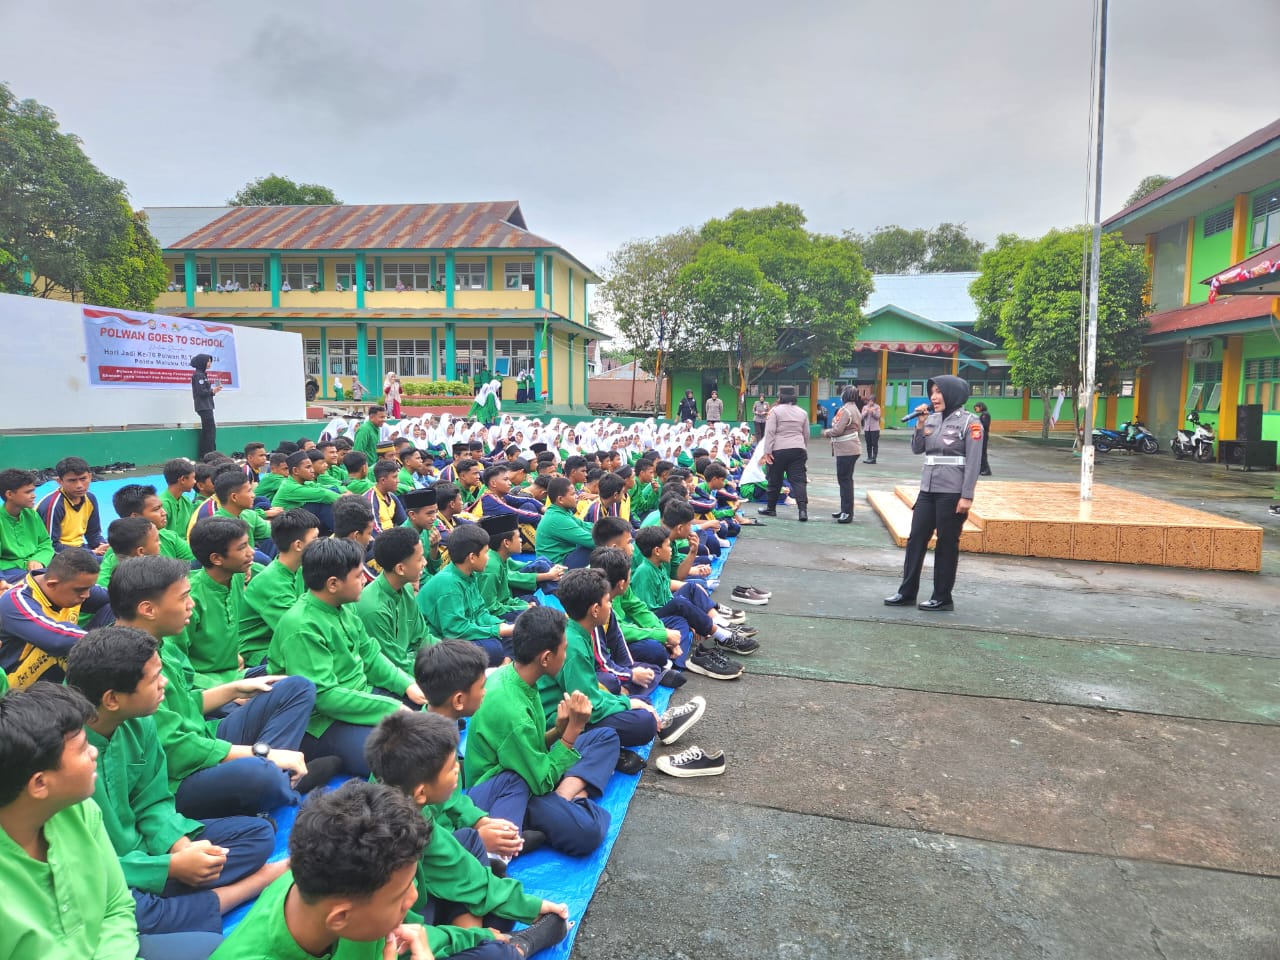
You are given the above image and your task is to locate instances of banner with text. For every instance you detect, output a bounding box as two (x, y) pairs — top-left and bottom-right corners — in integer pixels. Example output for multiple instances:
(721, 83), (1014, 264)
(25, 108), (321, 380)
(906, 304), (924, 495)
(83, 307), (239, 389)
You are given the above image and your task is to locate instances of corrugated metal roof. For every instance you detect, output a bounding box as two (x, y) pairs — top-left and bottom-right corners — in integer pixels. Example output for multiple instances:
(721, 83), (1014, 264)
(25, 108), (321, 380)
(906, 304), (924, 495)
(1146, 296), (1270, 337)
(865, 272), (980, 328)
(142, 207), (234, 247)
(167, 201), (556, 253)
(591, 360), (654, 381)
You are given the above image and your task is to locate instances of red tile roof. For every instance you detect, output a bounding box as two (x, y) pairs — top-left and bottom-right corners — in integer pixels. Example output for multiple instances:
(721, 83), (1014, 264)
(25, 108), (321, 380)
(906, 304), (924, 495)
(1104, 118), (1280, 227)
(1145, 296), (1271, 337)
(170, 202), (558, 253)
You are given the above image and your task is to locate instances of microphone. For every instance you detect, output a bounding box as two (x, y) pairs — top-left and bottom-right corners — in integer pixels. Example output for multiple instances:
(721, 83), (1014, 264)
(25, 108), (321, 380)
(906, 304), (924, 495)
(901, 408), (930, 423)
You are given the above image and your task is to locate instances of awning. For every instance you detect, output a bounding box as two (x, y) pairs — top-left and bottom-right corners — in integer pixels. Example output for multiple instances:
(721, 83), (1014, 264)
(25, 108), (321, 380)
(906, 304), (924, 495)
(854, 341), (958, 355)
(1204, 243), (1280, 300)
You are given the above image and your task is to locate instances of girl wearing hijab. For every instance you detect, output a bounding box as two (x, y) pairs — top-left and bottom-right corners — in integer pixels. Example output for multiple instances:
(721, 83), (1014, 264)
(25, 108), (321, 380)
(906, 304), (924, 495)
(885, 375), (984, 612)
(189, 353), (221, 456)
(823, 386), (863, 523)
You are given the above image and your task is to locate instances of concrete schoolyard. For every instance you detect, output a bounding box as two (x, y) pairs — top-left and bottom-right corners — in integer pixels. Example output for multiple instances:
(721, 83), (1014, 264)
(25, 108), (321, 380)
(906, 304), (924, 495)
(573, 430), (1280, 959)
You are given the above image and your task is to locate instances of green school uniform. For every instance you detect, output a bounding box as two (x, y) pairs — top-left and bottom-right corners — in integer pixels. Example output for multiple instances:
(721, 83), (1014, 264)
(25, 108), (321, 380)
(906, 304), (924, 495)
(411, 805), (544, 932)
(320, 465), (349, 490)
(534, 503), (594, 565)
(353, 420), (380, 464)
(269, 593), (411, 739)
(0, 506), (54, 572)
(505, 557), (538, 594)
(355, 573), (437, 676)
(211, 872), (385, 960)
(160, 489), (194, 534)
(95, 527), (195, 588)
(155, 635), (233, 791)
(344, 476), (375, 495)
(86, 717), (203, 893)
(271, 477), (341, 511)
(239, 559), (305, 668)
(426, 778), (486, 832)
(476, 551), (528, 617)
(463, 663), (581, 794)
(537, 620), (631, 726)
(186, 566), (259, 688)
(614, 584), (670, 643)
(396, 468), (418, 497)
(630, 556), (673, 611)
(214, 507), (271, 548)
(0, 800), (140, 960)
(417, 564), (504, 642)
(253, 472), (286, 503)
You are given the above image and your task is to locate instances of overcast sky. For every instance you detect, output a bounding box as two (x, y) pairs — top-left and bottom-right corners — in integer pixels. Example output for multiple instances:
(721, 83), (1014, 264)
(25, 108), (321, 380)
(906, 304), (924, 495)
(2, 0), (1277, 275)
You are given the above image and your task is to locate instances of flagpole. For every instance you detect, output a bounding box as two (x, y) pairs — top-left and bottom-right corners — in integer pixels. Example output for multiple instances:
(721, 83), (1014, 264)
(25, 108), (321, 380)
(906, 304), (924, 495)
(1080, 0), (1108, 502)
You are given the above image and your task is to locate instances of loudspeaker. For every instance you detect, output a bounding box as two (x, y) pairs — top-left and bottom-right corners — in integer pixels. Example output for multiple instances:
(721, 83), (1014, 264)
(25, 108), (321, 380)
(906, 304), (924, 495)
(1236, 403), (1263, 442)
(1219, 439), (1277, 471)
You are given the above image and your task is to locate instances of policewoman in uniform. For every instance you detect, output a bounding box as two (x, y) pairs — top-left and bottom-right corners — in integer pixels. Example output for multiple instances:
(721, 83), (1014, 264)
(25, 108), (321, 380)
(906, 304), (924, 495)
(884, 375), (983, 611)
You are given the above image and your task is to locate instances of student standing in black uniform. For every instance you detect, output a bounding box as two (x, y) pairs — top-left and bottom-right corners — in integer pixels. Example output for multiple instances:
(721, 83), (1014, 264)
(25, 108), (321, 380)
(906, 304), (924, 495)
(189, 353), (221, 457)
(884, 375), (983, 611)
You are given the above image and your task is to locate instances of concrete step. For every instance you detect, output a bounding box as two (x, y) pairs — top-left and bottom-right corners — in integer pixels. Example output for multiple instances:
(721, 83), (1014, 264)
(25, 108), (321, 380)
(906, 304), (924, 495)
(869, 487), (984, 551)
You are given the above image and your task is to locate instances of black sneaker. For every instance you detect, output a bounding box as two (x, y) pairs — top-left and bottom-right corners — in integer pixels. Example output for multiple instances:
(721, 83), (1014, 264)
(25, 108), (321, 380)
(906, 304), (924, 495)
(656, 745), (726, 778)
(509, 913), (570, 958)
(729, 623), (758, 638)
(685, 644), (742, 680)
(731, 586), (769, 606)
(716, 631), (759, 656)
(714, 603), (746, 623)
(742, 584), (772, 598)
(659, 670), (687, 688)
(658, 695), (706, 745)
(615, 748), (646, 775)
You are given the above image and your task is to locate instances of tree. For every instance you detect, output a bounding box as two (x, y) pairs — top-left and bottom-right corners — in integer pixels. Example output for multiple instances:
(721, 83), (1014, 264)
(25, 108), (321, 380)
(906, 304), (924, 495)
(847, 222), (984, 273)
(968, 233), (1034, 341)
(229, 174), (340, 206)
(997, 228), (1149, 437)
(0, 83), (133, 298)
(924, 222), (986, 272)
(82, 205), (168, 310)
(1124, 174), (1171, 208)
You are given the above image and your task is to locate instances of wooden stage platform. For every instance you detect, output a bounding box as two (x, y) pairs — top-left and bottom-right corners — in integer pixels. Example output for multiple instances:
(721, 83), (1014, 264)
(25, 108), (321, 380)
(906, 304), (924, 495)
(867, 482), (1264, 573)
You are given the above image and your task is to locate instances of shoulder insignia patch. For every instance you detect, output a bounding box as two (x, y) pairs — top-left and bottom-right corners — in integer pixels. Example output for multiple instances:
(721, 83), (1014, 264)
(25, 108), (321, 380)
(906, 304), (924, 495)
(969, 422), (983, 440)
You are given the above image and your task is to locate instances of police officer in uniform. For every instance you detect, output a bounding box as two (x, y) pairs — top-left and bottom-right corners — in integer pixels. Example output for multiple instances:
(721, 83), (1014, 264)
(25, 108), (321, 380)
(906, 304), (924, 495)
(884, 375), (983, 611)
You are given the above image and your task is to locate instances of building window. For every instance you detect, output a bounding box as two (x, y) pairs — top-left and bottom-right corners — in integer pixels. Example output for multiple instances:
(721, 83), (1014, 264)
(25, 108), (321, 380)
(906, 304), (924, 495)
(217, 261), (264, 290)
(172, 261), (212, 290)
(749, 380), (809, 398)
(1250, 190), (1280, 251)
(304, 339), (322, 378)
(383, 339), (432, 377)
(504, 261), (536, 291)
(1187, 361), (1223, 413)
(382, 262), (433, 290)
(282, 261), (320, 290)
(1150, 220), (1188, 311)
(438, 339), (488, 379)
(327, 338), (359, 377)
(1244, 356), (1280, 411)
(493, 338), (534, 376)
(434, 261), (485, 290)
(1202, 207), (1234, 238)
(334, 262), (356, 290)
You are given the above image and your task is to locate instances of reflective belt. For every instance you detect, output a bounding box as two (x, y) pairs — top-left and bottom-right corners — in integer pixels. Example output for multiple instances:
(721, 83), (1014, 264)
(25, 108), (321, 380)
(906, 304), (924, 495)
(924, 455), (966, 466)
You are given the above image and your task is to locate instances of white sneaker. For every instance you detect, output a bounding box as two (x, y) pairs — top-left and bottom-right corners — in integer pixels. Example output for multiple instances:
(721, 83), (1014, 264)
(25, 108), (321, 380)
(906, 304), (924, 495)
(656, 745), (726, 778)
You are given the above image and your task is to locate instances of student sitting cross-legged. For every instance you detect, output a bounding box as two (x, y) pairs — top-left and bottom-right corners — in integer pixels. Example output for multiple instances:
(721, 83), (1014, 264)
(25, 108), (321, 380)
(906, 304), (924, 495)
(184, 517), (261, 689)
(188, 468), (277, 566)
(36, 456), (109, 556)
(66, 627), (288, 959)
(100, 518), (162, 590)
(269, 450), (340, 536)
(417, 523), (515, 667)
(365, 712), (570, 959)
(160, 459), (198, 536)
(355, 526), (439, 681)
(0, 683), (149, 960)
(96, 484), (197, 589)
(208, 781), (434, 960)
(109, 556), (324, 820)
(475, 514), (537, 622)
(534, 477), (596, 570)
(237, 509), (320, 671)
(268, 537), (426, 778)
(463, 605), (619, 858)
(0, 469), (55, 586)
(0, 547), (113, 689)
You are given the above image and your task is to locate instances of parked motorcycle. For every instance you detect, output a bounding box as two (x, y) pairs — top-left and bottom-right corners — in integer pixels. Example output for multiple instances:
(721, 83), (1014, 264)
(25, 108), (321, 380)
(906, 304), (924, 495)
(1093, 419), (1159, 454)
(1172, 411), (1215, 462)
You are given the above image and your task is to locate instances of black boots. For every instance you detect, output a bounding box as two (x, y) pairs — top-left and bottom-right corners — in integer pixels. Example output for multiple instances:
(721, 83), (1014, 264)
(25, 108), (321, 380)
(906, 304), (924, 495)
(797, 505), (808, 522)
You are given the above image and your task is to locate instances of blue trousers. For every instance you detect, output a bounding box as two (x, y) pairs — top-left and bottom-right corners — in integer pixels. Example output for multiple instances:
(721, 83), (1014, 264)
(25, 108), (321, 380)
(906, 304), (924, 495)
(419, 827), (516, 933)
(561, 546), (594, 570)
(449, 942), (522, 960)
(476, 728), (618, 857)
(661, 616), (694, 668)
(656, 595), (715, 638)
(303, 719), (377, 778)
(137, 931), (224, 960)
(471, 635), (513, 667)
(133, 816), (275, 935)
(588, 707), (657, 748)
(468, 770), (532, 836)
(173, 676), (315, 819)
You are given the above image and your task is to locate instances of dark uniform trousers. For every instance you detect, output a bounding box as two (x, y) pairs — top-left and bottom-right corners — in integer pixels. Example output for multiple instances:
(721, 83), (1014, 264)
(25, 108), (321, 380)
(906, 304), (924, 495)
(766, 448), (808, 508)
(899, 491), (967, 604)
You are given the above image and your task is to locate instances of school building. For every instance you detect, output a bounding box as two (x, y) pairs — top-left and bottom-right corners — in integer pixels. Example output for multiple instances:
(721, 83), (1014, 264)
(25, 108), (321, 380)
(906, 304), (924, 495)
(145, 202), (604, 408)
(1102, 117), (1280, 463)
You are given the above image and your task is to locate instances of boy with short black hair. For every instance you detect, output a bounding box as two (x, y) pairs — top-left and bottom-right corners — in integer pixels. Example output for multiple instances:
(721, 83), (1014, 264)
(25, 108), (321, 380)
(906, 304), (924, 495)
(416, 524), (514, 665)
(185, 516), (258, 688)
(0, 468), (55, 585)
(208, 781), (432, 960)
(189, 469), (275, 561)
(36, 455), (108, 556)
(365, 713), (569, 958)
(102, 517), (160, 582)
(341, 451), (373, 495)
(580, 472), (625, 524)
(586, 545), (673, 696)
(464, 606), (619, 857)
(110, 556), (318, 820)
(238, 509), (321, 669)
(0, 683), (142, 960)
(192, 463), (220, 505)
(268, 538), (425, 777)
(364, 460), (407, 534)
(535, 477), (594, 569)
(252, 453), (290, 504)
(66, 626), (286, 947)
(270, 451), (341, 535)
(356, 526), (437, 678)
(162, 459), (198, 534)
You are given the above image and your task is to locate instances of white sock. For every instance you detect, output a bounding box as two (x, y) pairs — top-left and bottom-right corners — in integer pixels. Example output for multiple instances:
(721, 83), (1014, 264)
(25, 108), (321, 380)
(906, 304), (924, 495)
(713, 626), (732, 641)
